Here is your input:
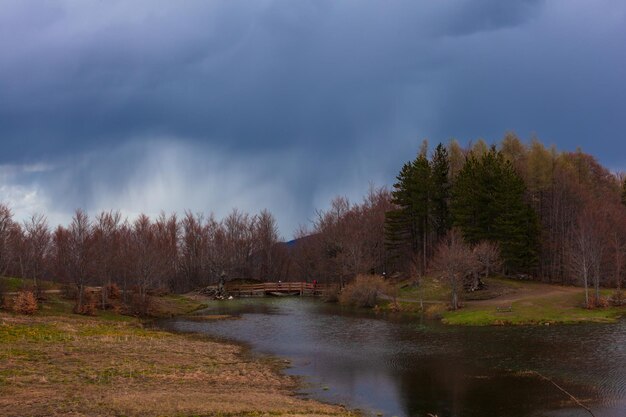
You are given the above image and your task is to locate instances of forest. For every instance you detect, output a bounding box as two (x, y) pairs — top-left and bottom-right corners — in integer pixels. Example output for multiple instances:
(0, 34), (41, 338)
(1, 133), (625, 313)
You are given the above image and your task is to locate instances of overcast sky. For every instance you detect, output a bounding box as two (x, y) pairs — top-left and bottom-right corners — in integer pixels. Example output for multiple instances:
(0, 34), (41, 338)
(1, 0), (625, 238)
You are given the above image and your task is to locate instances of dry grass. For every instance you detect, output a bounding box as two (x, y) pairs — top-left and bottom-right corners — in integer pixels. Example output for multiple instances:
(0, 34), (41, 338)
(339, 275), (395, 308)
(0, 311), (354, 417)
(182, 314), (238, 322)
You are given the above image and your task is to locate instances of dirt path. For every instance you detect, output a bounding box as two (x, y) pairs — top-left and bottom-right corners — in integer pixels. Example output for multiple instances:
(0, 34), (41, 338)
(385, 283), (582, 307)
(467, 283), (581, 307)
(3, 289), (62, 296)
(380, 294), (441, 304)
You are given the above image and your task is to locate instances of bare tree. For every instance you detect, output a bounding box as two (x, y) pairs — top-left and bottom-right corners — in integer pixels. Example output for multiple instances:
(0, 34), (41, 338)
(290, 187), (391, 286)
(154, 212), (179, 288)
(0, 204), (15, 277)
(313, 196), (351, 286)
(290, 225), (324, 282)
(93, 211), (122, 308)
(607, 203), (626, 291)
(61, 209), (94, 313)
(22, 214), (51, 294)
(255, 209), (280, 281)
(430, 229), (478, 310)
(223, 209), (256, 280)
(570, 204), (607, 307)
(179, 211), (209, 289)
(204, 214), (226, 284)
(131, 214), (167, 313)
(117, 220), (136, 302)
(473, 241), (502, 278)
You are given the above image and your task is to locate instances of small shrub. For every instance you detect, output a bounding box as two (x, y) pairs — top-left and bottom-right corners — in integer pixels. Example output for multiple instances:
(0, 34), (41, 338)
(125, 293), (152, 317)
(322, 284), (341, 303)
(62, 284), (77, 300)
(74, 290), (97, 315)
(610, 290), (625, 306)
(0, 279), (6, 307)
(147, 287), (169, 296)
(587, 296), (610, 309)
(339, 275), (394, 308)
(12, 290), (38, 315)
(595, 297), (610, 308)
(424, 304), (446, 319)
(387, 300), (401, 312)
(105, 283), (121, 300)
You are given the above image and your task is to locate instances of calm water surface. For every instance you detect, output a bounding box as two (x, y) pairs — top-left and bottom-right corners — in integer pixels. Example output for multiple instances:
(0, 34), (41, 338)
(160, 298), (625, 417)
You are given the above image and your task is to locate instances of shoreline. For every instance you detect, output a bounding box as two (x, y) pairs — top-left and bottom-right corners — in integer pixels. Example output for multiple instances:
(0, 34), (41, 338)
(382, 277), (626, 326)
(0, 293), (357, 417)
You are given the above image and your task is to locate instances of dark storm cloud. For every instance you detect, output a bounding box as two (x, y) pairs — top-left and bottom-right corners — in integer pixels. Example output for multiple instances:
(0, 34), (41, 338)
(0, 0), (546, 158)
(444, 0), (543, 37)
(0, 0), (625, 235)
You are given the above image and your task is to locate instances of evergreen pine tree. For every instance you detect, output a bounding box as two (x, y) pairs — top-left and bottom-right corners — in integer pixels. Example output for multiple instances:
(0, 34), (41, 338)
(451, 147), (539, 273)
(430, 143), (451, 240)
(449, 154), (486, 242)
(385, 150), (432, 272)
(385, 161), (416, 255)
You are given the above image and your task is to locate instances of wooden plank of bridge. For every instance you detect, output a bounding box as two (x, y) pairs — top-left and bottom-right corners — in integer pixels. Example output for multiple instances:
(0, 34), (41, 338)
(224, 281), (332, 296)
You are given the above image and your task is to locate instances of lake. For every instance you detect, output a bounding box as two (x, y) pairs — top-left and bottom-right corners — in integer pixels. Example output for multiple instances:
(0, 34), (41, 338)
(159, 298), (625, 417)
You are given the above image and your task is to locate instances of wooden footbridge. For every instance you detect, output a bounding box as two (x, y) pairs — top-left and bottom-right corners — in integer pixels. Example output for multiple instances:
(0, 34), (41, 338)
(224, 281), (333, 297)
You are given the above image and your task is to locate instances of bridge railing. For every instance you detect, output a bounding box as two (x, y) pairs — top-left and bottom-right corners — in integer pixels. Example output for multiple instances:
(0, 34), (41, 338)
(224, 281), (334, 295)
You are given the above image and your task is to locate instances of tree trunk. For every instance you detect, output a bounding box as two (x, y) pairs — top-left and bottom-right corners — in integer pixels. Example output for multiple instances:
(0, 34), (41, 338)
(101, 284), (107, 310)
(451, 278), (459, 310)
(583, 270), (589, 308)
(593, 266), (601, 305)
(77, 283), (84, 312)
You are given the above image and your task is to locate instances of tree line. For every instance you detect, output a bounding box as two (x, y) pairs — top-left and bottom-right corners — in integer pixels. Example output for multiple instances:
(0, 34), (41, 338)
(384, 134), (626, 308)
(0, 207), (287, 312)
(1, 133), (625, 311)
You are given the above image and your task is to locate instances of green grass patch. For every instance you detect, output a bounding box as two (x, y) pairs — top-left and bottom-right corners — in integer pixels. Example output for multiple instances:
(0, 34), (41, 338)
(0, 276), (59, 292)
(0, 277), (27, 292)
(397, 275), (524, 303)
(30, 292), (205, 321)
(442, 294), (625, 326)
(0, 322), (72, 343)
(37, 295), (74, 316)
(398, 277), (450, 301)
(395, 301), (426, 314)
(75, 322), (151, 337)
(96, 310), (136, 322)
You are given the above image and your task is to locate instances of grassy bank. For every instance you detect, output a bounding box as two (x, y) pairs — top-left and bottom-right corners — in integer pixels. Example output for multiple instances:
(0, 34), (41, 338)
(0, 294), (354, 417)
(0, 276), (60, 292)
(389, 277), (625, 326)
(442, 292), (625, 325)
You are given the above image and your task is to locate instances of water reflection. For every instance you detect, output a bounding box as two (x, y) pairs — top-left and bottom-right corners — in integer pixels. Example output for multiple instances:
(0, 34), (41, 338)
(160, 298), (625, 417)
